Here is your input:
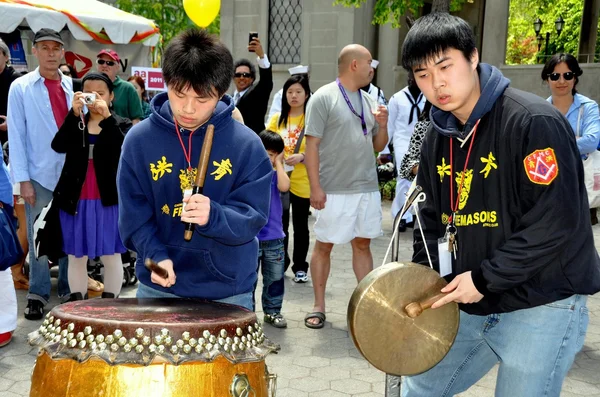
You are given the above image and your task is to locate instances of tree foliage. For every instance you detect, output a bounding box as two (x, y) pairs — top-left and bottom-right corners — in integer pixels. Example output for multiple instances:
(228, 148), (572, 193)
(334, 0), (473, 27)
(506, 0), (583, 65)
(114, 0), (220, 47)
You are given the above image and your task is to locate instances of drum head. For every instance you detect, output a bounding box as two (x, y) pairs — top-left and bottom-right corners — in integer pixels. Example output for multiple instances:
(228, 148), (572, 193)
(347, 262), (459, 376)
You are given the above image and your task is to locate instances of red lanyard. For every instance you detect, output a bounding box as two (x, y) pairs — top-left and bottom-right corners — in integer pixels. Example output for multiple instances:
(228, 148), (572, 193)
(449, 120), (480, 223)
(174, 120), (196, 171)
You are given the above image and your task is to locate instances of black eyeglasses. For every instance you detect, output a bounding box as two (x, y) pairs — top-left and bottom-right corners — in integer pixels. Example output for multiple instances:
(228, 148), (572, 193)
(549, 72), (574, 81)
(97, 59), (116, 67)
(234, 72), (252, 78)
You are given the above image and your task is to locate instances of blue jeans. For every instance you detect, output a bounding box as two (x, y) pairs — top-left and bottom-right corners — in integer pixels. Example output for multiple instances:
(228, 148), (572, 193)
(253, 238), (285, 314)
(136, 282), (254, 311)
(402, 295), (589, 397)
(26, 180), (69, 304)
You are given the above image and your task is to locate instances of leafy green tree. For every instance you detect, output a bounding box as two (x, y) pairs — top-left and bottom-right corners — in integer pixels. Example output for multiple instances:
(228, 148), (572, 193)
(334, 0), (473, 27)
(115, 0), (220, 46)
(506, 0), (583, 64)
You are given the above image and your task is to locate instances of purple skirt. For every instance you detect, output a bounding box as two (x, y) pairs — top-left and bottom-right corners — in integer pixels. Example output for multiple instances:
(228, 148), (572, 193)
(60, 200), (126, 258)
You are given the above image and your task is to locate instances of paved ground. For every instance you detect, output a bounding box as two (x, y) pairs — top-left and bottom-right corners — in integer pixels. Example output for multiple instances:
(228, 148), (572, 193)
(1, 200), (599, 396)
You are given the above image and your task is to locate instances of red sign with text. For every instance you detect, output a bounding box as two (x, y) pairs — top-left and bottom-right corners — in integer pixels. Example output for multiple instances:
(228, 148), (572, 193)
(131, 67), (167, 92)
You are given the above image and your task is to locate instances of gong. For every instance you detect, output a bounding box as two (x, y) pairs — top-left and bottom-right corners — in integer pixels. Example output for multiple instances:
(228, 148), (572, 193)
(348, 262), (459, 376)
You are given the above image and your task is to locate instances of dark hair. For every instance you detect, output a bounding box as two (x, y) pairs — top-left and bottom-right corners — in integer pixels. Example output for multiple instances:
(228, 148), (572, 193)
(59, 63), (78, 78)
(541, 53), (582, 96)
(259, 130), (284, 154)
(401, 13), (477, 74)
(278, 75), (311, 128)
(128, 75), (147, 100)
(234, 59), (256, 81)
(82, 72), (114, 93)
(162, 28), (233, 98)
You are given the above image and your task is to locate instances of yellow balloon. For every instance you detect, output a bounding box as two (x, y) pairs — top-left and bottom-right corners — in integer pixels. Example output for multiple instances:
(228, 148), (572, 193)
(183, 0), (221, 28)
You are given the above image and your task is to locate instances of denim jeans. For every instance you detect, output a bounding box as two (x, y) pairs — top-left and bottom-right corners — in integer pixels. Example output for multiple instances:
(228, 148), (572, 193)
(136, 282), (254, 311)
(254, 238), (285, 314)
(402, 295), (589, 397)
(26, 180), (69, 304)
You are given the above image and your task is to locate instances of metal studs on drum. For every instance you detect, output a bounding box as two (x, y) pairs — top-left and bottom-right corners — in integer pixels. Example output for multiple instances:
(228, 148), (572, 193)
(176, 339), (184, 348)
(78, 340), (86, 349)
(189, 338), (198, 347)
(129, 338), (138, 347)
(98, 343), (107, 351)
(157, 345), (166, 354)
(76, 332), (84, 342)
(67, 333), (74, 341)
(236, 328), (243, 336)
(154, 335), (163, 345)
(86, 335), (95, 344)
(183, 345), (192, 354)
(135, 345), (144, 354)
(198, 337), (206, 346)
(220, 329), (227, 338)
(195, 345), (203, 354)
(148, 344), (157, 353)
(209, 335), (217, 344)
(182, 331), (190, 341)
(95, 335), (104, 344)
(206, 343), (213, 351)
(113, 329), (123, 339)
(105, 335), (114, 344)
(164, 336), (173, 346)
(160, 328), (169, 337)
(118, 337), (127, 347)
(67, 323), (75, 332)
(84, 326), (92, 336)
(69, 340), (77, 348)
(60, 339), (68, 346)
(123, 344), (132, 353)
(203, 330), (210, 339)
(135, 328), (144, 338)
(142, 336), (151, 346)
(110, 343), (119, 352)
(170, 345), (178, 354)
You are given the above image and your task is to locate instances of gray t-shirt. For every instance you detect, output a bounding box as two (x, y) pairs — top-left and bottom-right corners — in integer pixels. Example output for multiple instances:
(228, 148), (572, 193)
(305, 81), (380, 194)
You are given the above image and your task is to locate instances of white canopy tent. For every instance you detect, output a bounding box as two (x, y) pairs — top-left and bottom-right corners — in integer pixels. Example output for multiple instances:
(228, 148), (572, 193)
(0, 0), (160, 46)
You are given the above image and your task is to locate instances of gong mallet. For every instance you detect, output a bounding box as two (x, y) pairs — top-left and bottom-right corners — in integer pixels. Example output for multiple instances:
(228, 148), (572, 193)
(144, 258), (169, 279)
(405, 292), (449, 318)
(183, 124), (215, 242)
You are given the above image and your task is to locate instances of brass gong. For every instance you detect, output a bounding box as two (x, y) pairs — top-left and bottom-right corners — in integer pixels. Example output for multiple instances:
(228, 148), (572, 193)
(348, 262), (459, 376)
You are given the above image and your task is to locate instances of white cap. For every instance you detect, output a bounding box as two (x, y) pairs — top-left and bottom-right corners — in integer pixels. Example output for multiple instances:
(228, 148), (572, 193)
(288, 65), (309, 75)
(371, 59), (380, 69)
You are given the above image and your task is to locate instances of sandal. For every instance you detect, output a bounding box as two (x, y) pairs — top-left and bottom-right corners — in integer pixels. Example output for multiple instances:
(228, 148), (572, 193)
(304, 312), (326, 329)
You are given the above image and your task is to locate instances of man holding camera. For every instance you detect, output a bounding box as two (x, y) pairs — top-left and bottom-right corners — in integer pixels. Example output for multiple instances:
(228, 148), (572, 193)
(96, 49), (143, 125)
(7, 28), (72, 319)
(233, 35), (273, 134)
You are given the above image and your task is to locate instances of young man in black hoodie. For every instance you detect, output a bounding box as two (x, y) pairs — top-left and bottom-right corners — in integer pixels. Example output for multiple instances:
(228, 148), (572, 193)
(401, 13), (600, 395)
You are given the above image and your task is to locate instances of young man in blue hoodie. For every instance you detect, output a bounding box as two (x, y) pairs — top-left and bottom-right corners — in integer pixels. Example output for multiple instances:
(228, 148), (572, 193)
(117, 29), (272, 311)
(401, 13), (600, 395)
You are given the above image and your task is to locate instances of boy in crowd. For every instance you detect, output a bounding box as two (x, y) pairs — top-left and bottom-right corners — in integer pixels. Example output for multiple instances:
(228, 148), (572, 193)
(117, 28), (272, 310)
(254, 130), (290, 328)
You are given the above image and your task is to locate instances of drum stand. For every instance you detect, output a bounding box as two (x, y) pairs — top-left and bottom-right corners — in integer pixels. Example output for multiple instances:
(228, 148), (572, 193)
(384, 183), (427, 397)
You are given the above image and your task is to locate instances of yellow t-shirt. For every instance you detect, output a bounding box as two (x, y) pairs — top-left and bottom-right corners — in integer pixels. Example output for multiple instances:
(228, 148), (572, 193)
(266, 113), (310, 198)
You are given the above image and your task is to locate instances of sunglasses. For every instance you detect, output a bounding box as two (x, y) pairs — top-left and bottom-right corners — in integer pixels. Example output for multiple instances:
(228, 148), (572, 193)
(234, 72), (252, 78)
(549, 72), (574, 81)
(61, 71), (71, 76)
(97, 59), (116, 67)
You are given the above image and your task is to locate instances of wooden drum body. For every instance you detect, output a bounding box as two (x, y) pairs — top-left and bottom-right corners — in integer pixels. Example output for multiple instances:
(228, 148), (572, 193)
(28, 299), (279, 397)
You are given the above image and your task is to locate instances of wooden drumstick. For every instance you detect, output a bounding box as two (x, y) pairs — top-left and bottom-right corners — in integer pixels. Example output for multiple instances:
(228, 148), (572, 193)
(405, 292), (448, 318)
(144, 258), (169, 280)
(184, 124), (215, 242)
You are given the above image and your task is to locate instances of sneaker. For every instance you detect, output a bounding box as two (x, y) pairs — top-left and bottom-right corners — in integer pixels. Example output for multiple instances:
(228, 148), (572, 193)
(264, 313), (287, 328)
(0, 331), (13, 347)
(24, 299), (44, 320)
(294, 271), (308, 283)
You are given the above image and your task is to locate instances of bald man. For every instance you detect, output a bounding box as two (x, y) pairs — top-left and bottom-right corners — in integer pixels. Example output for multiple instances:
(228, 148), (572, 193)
(303, 44), (388, 328)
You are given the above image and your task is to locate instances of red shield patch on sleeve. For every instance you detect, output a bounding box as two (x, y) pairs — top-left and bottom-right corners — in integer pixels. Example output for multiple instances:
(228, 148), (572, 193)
(523, 148), (559, 185)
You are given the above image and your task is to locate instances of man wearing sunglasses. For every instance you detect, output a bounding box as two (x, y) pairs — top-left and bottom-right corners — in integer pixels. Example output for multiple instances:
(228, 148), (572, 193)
(96, 49), (143, 125)
(232, 37), (273, 134)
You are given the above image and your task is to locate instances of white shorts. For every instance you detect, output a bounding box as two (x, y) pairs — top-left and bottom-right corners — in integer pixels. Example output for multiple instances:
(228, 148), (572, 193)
(314, 191), (383, 245)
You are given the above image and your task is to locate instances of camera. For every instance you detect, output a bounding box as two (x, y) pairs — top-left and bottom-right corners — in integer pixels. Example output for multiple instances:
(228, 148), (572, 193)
(81, 93), (96, 105)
